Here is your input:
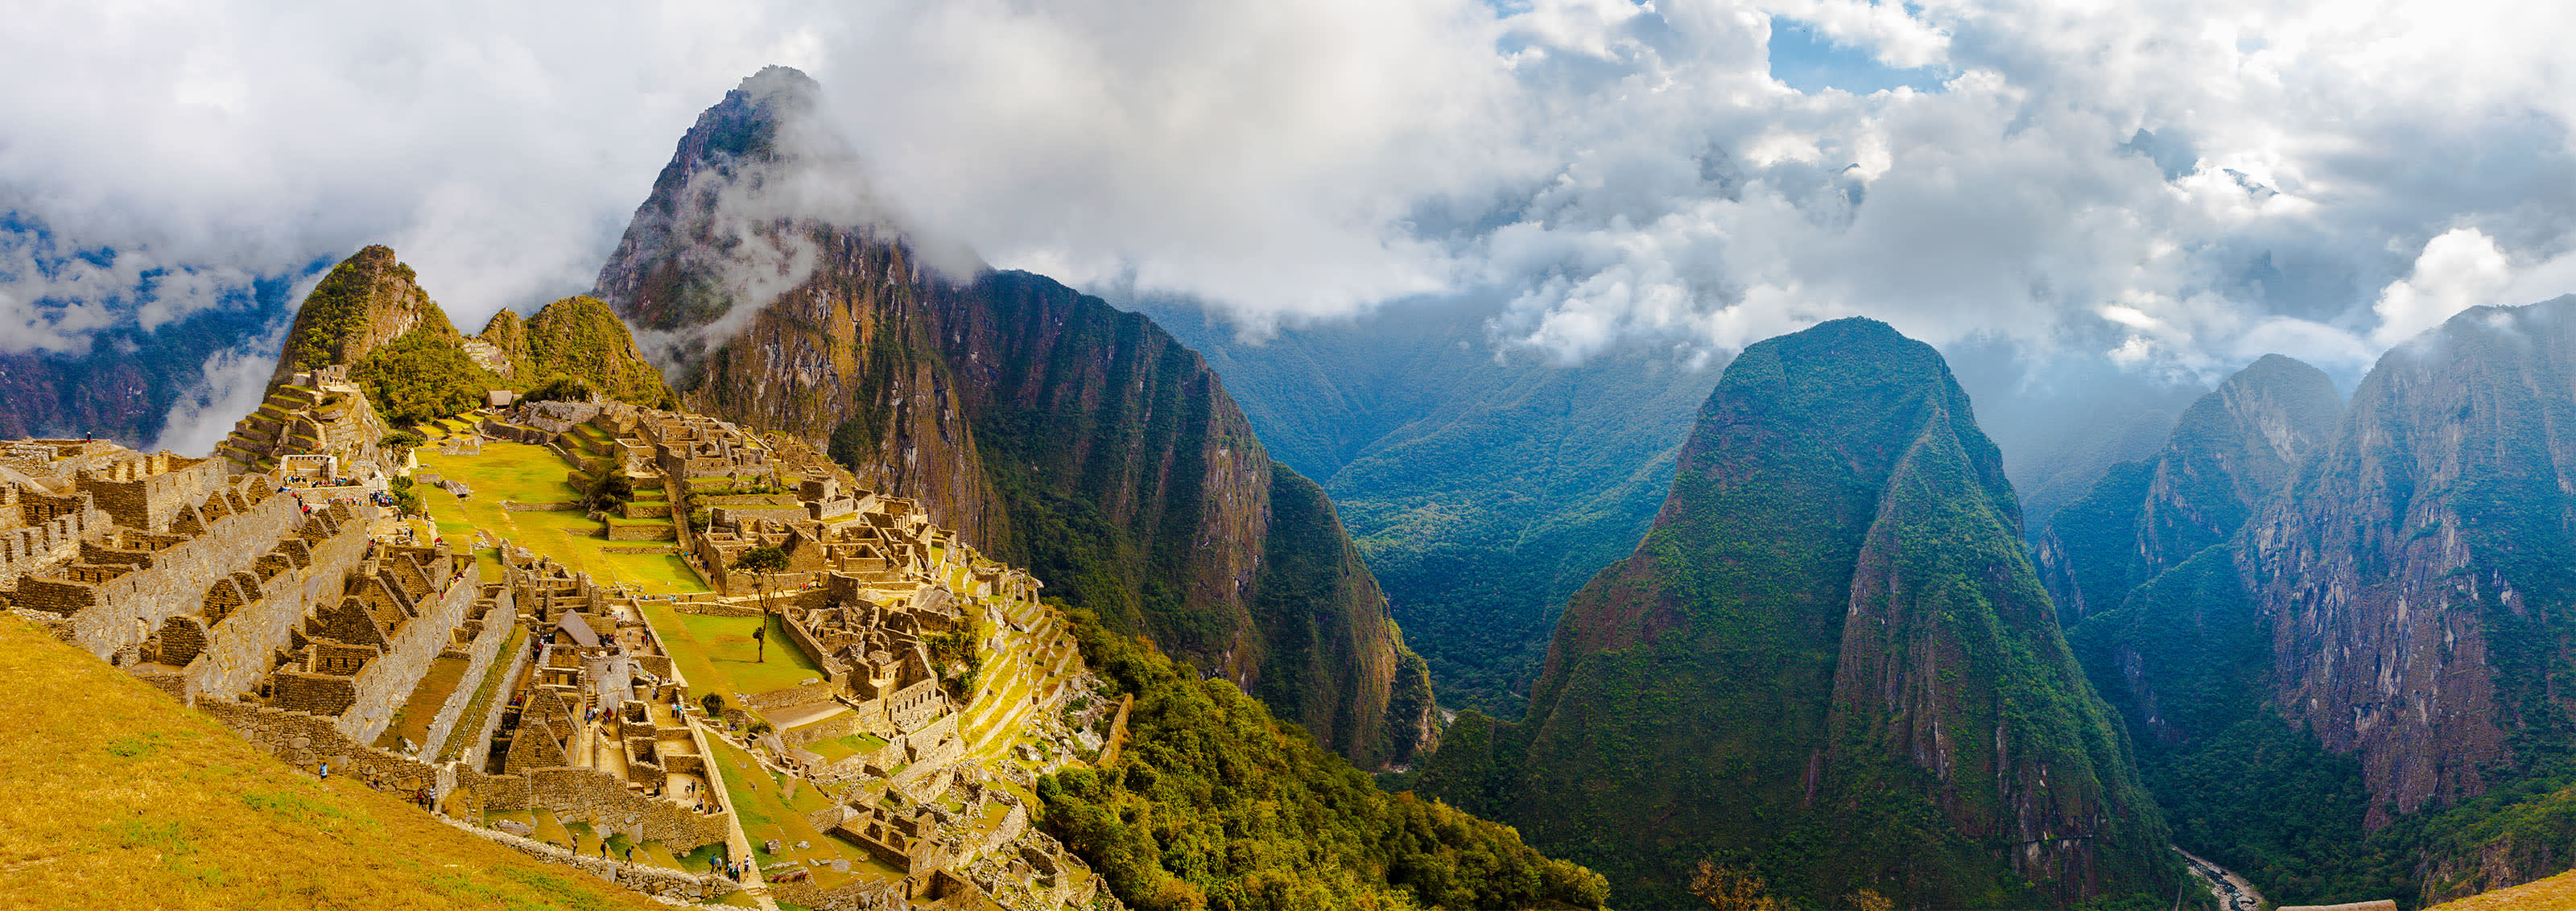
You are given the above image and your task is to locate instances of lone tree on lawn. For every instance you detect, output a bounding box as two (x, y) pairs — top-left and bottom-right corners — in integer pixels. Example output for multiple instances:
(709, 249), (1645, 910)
(731, 544), (789, 659)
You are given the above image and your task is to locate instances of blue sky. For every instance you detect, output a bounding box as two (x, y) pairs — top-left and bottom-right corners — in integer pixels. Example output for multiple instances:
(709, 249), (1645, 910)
(1766, 17), (1946, 94)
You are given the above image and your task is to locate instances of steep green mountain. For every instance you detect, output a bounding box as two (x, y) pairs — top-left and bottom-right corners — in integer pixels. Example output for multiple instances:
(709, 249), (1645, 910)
(2036, 354), (2343, 624)
(1426, 318), (2177, 908)
(485, 295), (675, 407)
(1141, 300), (1719, 719)
(593, 67), (1436, 768)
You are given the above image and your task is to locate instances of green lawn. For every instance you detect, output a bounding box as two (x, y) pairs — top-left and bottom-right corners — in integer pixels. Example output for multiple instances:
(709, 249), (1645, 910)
(802, 732), (889, 765)
(419, 441), (583, 505)
(634, 604), (821, 697)
(705, 739), (897, 892)
(412, 444), (704, 596)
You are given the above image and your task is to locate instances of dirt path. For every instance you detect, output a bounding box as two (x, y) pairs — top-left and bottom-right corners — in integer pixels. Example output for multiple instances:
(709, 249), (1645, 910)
(2178, 847), (2266, 911)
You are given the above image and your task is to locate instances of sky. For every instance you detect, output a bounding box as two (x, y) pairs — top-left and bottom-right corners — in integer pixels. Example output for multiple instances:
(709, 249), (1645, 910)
(6, 0), (2576, 445)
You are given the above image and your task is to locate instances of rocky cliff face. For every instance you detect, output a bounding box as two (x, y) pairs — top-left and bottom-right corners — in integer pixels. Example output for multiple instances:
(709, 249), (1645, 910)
(2036, 355), (2343, 624)
(2246, 296), (2576, 827)
(1505, 318), (2174, 908)
(593, 67), (1434, 767)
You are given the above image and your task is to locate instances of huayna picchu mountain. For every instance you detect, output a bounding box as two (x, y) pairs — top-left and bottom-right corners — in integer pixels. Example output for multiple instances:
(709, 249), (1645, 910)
(592, 66), (1436, 768)
(1422, 317), (2178, 908)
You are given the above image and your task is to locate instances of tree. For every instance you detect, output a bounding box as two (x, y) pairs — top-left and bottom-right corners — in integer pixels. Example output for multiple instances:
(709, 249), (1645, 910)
(1690, 860), (1779, 911)
(524, 373), (597, 403)
(731, 545), (790, 659)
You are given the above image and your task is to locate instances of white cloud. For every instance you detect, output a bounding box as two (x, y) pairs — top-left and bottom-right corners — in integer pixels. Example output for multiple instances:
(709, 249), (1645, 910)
(1, 0), (2573, 392)
(2372, 228), (2514, 346)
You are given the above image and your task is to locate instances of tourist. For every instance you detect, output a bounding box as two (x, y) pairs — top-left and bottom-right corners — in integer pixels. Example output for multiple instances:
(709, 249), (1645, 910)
(318, 761), (328, 780)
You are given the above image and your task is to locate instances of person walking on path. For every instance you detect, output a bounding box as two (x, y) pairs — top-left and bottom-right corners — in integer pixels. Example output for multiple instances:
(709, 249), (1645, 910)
(318, 761), (328, 780)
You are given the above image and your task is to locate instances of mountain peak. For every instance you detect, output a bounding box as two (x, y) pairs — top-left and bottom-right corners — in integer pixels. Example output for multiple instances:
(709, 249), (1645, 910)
(594, 67), (979, 372)
(268, 244), (454, 390)
(1501, 317), (2174, 908)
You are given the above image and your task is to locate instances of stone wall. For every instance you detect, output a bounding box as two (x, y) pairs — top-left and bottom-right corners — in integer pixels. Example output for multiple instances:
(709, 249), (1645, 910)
(337, 561), (483, 744)
(779, 707), (875, 752)
(740, 679), (838, 713)
(1097, 694), (1134, 768)
(80, 454), (226, 532)
(454, 630), (533, 771)
(519, 765), (731, 851)
(435, 815), (741, 904)
(0, 492), (101, 593)
(47, 488), (320, 660)
(184, 513), (372, 700)
(200, 699), (448, 796)
(418, 590), (517, 761)
(605, 521), (675, 542)
(769, 876), (906, 911)
(778, 614), (836, 683)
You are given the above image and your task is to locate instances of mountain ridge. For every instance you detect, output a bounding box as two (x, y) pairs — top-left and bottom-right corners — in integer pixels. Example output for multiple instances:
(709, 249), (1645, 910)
(1433, 316), (2178, 909)
(592, 68), (1437, 768)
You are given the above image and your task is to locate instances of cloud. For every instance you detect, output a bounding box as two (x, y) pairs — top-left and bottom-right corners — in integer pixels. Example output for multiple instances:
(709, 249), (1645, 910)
(150, 324), (286, 456)
(3, 0), (2575, 390)
(2372, 228), (2514, 347)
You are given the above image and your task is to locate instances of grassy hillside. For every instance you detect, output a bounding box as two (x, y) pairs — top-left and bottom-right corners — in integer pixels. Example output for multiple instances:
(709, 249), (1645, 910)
(0, 613), (657, 911)
(2432, 869), (2576, 911)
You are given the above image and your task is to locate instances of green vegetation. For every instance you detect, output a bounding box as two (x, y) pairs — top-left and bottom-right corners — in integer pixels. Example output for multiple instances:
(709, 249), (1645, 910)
(414, 442), (704, 594)
(352, 327), (505, 426)
(2066, 547), (2380, 905)
(0, 613), (654, 910)
(277, 245), (459, 377)
(525, 375), (596, 402)
(1424, 319), (2177, 909)
(925, 618), (984, 699)
(515, 296), (676, 408)
(1040, 608), (1607, 911)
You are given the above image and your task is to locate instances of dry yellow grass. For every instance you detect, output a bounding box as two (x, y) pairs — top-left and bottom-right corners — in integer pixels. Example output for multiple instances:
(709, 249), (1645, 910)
(0, 613), (659, 911)
(2429, 869), (2576, 911)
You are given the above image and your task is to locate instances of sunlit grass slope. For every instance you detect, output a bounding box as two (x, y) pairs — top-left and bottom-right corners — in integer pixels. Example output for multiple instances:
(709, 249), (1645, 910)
(0, 613), (658, 911)
(2433, 869), (2576, 911)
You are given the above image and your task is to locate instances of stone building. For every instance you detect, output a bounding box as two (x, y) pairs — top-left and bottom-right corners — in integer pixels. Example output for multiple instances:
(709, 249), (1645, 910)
(216, 365), (398, 479)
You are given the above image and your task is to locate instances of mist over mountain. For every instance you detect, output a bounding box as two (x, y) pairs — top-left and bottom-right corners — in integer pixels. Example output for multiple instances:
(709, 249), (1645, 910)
(1140, 297), (1718, 719)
